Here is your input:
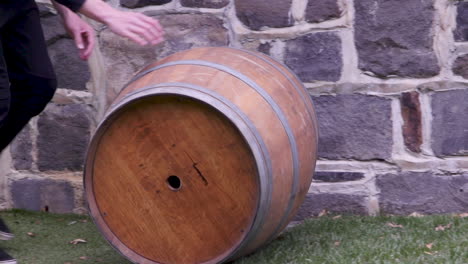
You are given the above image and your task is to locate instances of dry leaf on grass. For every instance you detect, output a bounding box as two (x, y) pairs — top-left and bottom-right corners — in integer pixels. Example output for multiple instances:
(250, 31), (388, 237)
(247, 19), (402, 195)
(435, 223), (452, 231)
(318, 209), (328, 217)
(67, 221), (77, 226)
(424, 251), (438, 255)
(332, 215), (342, 219)
(425, 243), (433, 249)
(409, 212), (424, 217)
(69, 238), (87, 245)
(27, 232), (36, 237)
(79, 256), (88, 260)
(386, 222), (403, 228)
(457, 213), (468, 218)
(334, 241), (341, 247)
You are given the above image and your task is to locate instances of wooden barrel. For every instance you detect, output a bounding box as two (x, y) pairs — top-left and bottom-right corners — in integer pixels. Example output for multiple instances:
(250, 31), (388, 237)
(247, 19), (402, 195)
(84, 47), (318, 264)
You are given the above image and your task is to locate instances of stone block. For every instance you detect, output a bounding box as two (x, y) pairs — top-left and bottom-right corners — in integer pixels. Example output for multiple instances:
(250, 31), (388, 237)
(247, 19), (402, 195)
(377, 172), (468, 214)
(285, 32), (342, 82)
(257, 42), (272, 56)
(311, 94), (392, 160)
(431, 89), (468, 156)
(180, 0), (229, 8)
(48, 38), (90, 91)
(313, 171), (365, 183)
(121, 0), (171, 8)
(37, 104), (90, 171)
(305, 0), (341, 23)
(454, 2), (468, 42)
(400, 92), (422, 153)
(452, 54), (468, 79)
(11, 178), (75, 213)
(99, 13), (228, 101)
(354, 0), (439, 78)
(235, 0), (293, 30)
(10, 124), (33, 171)
(38, 4), (68, 45)
(294, 193), (368, 220)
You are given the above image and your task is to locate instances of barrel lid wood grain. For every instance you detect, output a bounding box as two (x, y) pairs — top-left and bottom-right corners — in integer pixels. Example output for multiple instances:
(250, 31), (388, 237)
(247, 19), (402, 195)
(85, 89), (271, 264)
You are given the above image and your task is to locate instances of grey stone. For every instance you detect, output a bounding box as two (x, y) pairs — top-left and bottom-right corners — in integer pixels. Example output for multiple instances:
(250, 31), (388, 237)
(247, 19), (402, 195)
(121, 0), (171, 8)
(431, 89), (468, 156)
(311, 94), (392, 160)
(454, 2), (468, 42)
(180, 0), (229, 8)
(257, 42), (271, 56)
(354, 0), (440, 78)
(235, 0), (293, 30)
(285, 32), (342, 82)
(305, 0), (341, 23)
(37, 104), (90, 171)
(452, 54), (468, 79)
(294, 193), (367, 220)
(11, 178), (75, 213)
(377, 172), (468, 214)
(39, 7), (68, 45)
(10, 125), (33, 171)
(400, 92), (422, 153)
(99, 13), (228, 100)
(48, 38), (90, 90)
(37, 2), (53, 17)
(313, 171), (365, 183)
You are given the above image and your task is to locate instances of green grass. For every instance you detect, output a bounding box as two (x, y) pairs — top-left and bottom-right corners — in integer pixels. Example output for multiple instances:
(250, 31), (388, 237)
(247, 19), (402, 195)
(0, 210), (466, 264)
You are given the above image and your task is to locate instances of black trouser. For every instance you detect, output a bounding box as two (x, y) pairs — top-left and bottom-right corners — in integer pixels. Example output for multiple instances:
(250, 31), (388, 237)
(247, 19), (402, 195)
(0, 0), (57, 152)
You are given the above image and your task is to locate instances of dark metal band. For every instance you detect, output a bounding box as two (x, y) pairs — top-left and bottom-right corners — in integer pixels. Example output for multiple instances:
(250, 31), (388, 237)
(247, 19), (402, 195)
(233, 48), (320, 240)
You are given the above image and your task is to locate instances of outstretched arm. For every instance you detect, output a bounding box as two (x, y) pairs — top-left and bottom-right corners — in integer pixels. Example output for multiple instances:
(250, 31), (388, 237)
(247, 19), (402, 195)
(77, 0), (165, 46)
(52, 0), (165, 60)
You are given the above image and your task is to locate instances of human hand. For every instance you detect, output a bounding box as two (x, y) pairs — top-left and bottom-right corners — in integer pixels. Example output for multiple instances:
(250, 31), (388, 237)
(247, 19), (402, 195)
(75, 0), (165, 46)
(103, 10), (165, 46)
(55, 3), (95, 60)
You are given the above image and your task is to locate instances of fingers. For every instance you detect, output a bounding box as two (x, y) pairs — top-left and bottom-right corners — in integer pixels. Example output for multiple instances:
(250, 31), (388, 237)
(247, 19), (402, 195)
(123, 30), (150, 46)
(80, 29), (95, 60)
(137, 13), (164, 35)
(106, 11), (165, 46)
(75, 24), (95, 60)
(73, 29), (85, 50)
(128, 13), (165, 46)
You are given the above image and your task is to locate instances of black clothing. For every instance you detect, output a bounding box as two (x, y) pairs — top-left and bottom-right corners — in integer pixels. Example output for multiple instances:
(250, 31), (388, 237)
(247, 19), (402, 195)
(0, 218), (14, 240)
(0, 0), (58, 151)
(0, 248), (16, 264)
(55, 0), (86, 12)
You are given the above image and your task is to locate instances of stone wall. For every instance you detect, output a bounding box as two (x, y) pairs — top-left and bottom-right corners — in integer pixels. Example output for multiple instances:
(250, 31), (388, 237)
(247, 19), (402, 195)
(1, 0), (467, 216)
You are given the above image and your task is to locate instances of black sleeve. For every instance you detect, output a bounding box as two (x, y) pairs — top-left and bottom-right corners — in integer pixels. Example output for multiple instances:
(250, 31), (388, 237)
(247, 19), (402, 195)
(54, 0), (86, 12)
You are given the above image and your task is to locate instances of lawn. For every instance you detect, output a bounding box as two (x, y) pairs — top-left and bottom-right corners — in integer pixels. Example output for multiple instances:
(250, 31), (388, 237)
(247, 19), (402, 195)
(0, 210), (466, 264)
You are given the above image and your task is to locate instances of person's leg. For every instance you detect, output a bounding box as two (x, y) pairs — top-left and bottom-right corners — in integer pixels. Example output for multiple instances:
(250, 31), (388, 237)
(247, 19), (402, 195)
(0, 39), (10, 136)
(0, 1), (57, 152)
(0, 3), (56, 264)
(0, 6), (17, 264)
(0, 38), (17, 264)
